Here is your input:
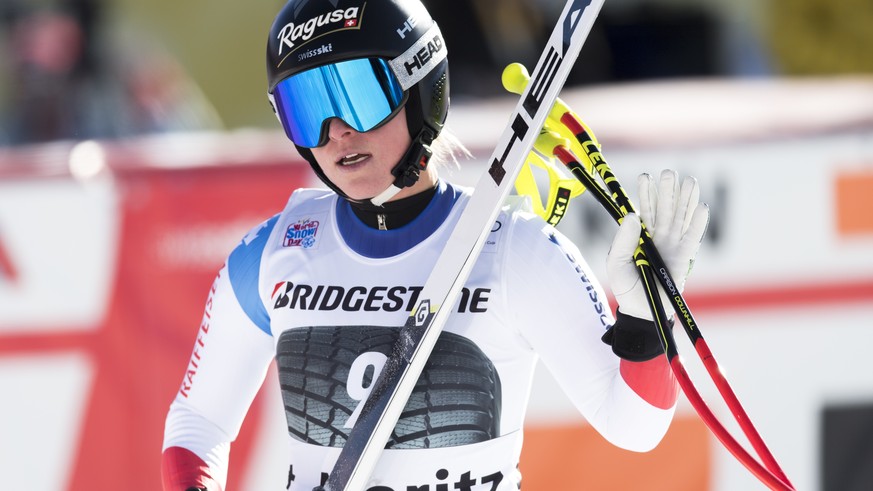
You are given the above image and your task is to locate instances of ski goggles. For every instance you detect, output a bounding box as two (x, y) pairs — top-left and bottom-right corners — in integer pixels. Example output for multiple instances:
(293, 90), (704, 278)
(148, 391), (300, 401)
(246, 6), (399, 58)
(271, 57), (407, 148)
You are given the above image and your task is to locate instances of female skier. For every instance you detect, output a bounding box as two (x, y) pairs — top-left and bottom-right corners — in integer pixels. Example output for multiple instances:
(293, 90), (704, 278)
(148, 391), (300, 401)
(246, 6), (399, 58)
(161, 0), (710, 490)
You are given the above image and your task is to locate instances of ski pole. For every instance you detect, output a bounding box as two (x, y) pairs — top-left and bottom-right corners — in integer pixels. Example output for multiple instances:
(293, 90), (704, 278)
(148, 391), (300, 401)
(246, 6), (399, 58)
(502, 63), (794, 491)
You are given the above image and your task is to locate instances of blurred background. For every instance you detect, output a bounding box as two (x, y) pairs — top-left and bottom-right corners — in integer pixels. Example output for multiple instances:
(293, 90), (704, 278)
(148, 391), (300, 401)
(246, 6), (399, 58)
(1, 0), (872, 490)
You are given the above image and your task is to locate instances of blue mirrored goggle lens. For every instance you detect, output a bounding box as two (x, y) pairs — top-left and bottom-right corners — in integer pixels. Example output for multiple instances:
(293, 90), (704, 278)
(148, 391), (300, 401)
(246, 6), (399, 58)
(273, 58), (406, 148)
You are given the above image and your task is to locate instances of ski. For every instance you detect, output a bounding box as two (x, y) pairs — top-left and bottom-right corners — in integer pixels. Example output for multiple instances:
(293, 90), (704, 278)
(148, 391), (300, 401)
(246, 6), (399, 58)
(320, 1), (605, 489)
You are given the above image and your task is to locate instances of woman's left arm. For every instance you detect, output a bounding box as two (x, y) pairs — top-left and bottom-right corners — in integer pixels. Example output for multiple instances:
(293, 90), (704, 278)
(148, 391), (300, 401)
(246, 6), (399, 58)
(506, 170), (708, 451)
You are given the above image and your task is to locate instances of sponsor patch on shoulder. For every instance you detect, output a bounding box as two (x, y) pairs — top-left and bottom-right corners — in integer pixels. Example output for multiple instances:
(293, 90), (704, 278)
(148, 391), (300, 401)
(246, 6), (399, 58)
(283, 219), (320, 248)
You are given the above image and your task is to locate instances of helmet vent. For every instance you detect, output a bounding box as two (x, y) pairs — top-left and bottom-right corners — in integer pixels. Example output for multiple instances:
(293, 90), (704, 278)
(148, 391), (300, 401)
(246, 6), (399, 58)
(430, 72), (447, 112)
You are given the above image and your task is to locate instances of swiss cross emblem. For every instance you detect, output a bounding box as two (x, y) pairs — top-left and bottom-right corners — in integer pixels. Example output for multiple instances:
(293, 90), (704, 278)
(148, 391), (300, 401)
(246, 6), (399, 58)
(345, 19), (357, 27)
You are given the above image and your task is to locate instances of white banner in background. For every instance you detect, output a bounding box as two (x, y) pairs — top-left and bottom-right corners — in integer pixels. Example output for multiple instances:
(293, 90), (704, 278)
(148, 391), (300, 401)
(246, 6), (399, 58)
(0, 177), (118, 331)
(0, 354), (93, 490)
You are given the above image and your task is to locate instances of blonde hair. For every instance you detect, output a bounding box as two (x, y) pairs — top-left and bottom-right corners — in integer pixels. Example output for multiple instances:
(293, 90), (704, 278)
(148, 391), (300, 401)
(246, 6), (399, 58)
(430, 126), (472, 169)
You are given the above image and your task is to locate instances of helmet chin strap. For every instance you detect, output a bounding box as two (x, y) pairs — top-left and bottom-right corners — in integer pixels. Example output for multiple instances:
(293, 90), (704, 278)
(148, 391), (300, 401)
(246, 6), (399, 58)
(369, 185), (403, 207)
(369, 128), (435, 207)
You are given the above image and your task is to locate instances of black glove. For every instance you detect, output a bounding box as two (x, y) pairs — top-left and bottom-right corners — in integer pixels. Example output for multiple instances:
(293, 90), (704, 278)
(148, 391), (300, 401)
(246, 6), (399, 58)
(601, 310), (672, 362)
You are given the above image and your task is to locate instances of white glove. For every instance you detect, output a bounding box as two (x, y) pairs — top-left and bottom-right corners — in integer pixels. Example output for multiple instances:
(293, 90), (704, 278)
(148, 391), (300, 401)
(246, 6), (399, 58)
(607, 169), (710, 321)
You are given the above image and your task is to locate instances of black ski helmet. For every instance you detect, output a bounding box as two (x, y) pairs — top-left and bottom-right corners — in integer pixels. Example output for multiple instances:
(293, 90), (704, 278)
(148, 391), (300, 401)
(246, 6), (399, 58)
(266, 0), (450, 203)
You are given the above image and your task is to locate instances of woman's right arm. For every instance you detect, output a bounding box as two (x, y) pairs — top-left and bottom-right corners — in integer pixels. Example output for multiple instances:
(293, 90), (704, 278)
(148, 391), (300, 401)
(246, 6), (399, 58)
(162, 219), (279, 491)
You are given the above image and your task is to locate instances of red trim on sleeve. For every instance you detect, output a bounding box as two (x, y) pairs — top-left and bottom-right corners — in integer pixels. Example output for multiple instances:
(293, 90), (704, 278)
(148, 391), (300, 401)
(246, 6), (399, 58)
(161, 446), (223, 491)
(619, 356), (679, 410)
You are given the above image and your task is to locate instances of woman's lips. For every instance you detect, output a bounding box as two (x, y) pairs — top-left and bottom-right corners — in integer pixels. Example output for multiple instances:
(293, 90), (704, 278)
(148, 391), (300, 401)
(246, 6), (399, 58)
(338, 153), (370, 166)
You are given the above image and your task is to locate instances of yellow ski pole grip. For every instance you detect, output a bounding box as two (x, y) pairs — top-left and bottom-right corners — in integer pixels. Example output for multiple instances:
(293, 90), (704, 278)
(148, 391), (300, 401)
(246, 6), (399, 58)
(502, 62), (572, 125)
(533, 127), (571, 157)
(502, 62), (602, 149)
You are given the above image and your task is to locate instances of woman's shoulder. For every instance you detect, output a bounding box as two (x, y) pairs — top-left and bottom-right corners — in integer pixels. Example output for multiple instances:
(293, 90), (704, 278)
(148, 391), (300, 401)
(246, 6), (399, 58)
(227, 188), (335, 258)
(286, 187), (336, 207)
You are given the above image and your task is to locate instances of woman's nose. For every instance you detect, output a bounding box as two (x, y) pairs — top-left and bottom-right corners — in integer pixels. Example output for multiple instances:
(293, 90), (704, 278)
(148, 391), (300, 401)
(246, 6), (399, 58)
(326, 117), (355, 142)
